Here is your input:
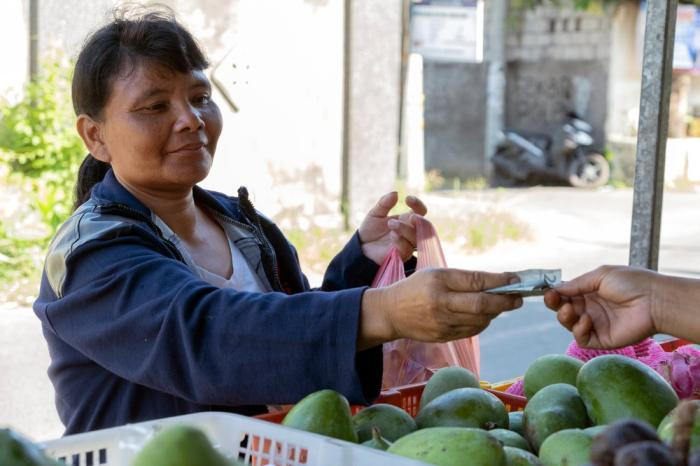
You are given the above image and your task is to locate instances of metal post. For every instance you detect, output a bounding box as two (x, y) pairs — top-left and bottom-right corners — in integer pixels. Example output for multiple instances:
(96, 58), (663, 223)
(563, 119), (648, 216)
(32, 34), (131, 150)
(484, 0), (507, 181)
(29, 0), (39, 81)
(341, 0), (352, 231)
(629, 0), (678, 270)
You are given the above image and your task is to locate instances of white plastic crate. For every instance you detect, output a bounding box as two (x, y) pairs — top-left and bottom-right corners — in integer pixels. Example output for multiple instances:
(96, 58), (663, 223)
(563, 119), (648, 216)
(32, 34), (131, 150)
(39, 411), (429, 466)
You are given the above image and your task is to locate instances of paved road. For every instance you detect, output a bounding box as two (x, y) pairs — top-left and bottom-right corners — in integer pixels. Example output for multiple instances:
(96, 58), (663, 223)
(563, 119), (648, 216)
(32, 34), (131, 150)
(425, 187), (700, 382)
(2, 187), (699, 440)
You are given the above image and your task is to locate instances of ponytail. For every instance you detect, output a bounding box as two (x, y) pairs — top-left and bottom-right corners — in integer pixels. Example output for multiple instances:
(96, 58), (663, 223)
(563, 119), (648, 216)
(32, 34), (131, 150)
(73, 154), (110, 210)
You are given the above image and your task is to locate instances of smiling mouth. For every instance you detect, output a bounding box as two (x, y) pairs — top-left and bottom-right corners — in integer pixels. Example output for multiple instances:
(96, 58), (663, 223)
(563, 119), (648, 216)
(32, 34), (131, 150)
(171, 143), (205, 153)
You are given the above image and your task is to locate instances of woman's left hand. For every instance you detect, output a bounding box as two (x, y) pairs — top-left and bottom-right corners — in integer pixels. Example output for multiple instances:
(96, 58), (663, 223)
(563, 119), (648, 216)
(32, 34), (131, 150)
(358, 192), (428, 265)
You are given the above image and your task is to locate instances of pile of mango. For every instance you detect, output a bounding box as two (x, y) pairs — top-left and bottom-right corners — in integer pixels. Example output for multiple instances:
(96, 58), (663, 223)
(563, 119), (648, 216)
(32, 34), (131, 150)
(282, 353), (700, 466)
(0, 429), (62, 466)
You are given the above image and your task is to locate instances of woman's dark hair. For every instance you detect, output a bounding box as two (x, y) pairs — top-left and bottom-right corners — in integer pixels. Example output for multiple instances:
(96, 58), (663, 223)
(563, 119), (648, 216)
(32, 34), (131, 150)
(73, 6), (209, 210)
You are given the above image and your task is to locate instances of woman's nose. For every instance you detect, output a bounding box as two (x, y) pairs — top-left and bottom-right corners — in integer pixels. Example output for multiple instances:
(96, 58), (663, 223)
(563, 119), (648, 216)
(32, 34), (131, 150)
(174, 103), (204, 132)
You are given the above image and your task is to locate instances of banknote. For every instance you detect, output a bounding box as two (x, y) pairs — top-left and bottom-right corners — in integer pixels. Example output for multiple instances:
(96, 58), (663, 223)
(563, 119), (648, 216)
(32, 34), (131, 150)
(484, 269), (562, 297)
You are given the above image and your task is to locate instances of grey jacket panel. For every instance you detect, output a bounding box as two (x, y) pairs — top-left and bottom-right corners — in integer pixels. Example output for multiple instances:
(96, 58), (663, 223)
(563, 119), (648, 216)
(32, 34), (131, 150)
(45, 200), (144, 298)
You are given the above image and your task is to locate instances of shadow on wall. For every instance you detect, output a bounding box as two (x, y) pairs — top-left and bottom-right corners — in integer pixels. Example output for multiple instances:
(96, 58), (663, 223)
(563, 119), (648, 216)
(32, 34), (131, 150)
(267, 163), (341, 231)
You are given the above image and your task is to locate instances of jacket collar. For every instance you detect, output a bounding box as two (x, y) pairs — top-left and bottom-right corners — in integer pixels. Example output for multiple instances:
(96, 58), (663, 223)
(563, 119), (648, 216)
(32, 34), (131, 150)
(90, 169), (244, 223)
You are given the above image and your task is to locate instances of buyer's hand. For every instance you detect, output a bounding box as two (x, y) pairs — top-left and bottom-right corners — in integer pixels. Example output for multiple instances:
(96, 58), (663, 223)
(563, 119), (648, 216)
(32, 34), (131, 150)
(358, 191), (427, 264)
(359, 269), (522, 349)
(544, 265), (657, 349)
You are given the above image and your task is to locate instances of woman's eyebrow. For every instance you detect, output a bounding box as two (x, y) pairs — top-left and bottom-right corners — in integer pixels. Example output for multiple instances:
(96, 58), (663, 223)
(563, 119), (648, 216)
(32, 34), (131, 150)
(190, 75), (211, 90)
(133, 87), (168, 103)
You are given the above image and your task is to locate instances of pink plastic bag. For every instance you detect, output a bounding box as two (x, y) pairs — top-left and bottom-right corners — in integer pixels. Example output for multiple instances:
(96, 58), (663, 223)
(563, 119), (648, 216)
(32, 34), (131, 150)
(567, 338), (700, 399)
(372, 216), (480, 389)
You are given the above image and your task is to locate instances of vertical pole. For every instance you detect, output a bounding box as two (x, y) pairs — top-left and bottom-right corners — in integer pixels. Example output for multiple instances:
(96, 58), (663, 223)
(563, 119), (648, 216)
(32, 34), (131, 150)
(341, 0), (352, 231)
(629, 0), (678, 270)
(484, 0), (507, 180)
(29, 0), (39, 81)
(397, 0), (411, 180)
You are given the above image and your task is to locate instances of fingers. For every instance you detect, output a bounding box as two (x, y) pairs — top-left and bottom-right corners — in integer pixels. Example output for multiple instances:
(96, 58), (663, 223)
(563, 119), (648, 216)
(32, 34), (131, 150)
(388, 231), (415, 259)
(554, 266), (611, 297)
(388, 218), (417, 247)
(405, 195), (428, 216)
(544, 289), (561, 310)
(556, 303), (579, 331)
(443, 290), (522, 316)
(572, 312), (594, 346)
(441, 269), (518, 292)
(367, 192), (399, 218)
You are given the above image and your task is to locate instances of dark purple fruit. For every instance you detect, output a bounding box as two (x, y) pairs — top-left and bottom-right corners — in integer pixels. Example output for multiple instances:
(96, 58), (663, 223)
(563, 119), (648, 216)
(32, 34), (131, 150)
(687, 449), (700, 466)
(590, 418), (661, 466)
(613, 440), (676, 466)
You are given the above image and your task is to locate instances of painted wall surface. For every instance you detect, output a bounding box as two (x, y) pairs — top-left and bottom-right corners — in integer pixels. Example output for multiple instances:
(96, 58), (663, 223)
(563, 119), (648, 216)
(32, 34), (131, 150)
(190, 0), (346, 230)
(0, 1), (29, 102)
(423, 62), (487, 180)
(345, 0), (403, 226)
(18, 0), (402, 230)
(422, 2), (612, 180)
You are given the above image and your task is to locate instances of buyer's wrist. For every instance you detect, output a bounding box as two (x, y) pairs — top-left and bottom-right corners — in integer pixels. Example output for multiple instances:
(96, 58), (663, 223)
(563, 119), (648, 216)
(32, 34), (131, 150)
(650, 272), (686, 336)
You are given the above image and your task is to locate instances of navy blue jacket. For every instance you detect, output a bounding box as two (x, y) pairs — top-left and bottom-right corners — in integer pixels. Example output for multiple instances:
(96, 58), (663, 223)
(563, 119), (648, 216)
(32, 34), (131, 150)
(33, 170), (385, 434)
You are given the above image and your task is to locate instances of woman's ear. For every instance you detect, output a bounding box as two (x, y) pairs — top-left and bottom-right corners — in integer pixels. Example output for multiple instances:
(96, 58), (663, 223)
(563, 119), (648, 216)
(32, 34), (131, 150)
(76, 115), (111, 164)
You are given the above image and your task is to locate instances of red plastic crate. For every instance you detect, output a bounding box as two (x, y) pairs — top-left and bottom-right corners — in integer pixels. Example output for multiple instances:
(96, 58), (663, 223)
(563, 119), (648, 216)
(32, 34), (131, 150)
(257, 338), (691, 424)
(660, 337), (692, 352)
(255, 382), (526, 424)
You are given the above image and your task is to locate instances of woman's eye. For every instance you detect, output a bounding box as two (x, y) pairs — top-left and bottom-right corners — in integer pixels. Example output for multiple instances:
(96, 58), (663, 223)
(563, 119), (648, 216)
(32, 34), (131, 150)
(193, 94), (210, 106)
(144, 102), (167, 112)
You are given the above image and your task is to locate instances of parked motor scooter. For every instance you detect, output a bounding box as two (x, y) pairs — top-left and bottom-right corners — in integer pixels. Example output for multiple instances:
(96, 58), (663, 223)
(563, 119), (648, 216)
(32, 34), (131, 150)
(491, 112), (610, 188)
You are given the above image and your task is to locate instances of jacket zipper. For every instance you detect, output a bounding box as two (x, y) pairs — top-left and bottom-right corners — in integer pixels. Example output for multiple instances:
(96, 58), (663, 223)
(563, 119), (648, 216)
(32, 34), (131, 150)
(211, 210), (284, 292)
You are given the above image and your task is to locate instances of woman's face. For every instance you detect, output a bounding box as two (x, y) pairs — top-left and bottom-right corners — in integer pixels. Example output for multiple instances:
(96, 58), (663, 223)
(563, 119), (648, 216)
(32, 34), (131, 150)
(95, 60), (222, 193)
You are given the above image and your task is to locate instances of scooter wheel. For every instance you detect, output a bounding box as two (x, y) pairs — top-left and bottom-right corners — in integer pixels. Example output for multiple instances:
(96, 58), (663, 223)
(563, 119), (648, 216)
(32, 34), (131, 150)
(568, 152), (610, 188)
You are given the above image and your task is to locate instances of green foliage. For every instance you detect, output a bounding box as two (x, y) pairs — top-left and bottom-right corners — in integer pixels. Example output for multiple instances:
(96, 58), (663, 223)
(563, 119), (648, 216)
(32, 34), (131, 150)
(0, 57), (83, 232)
(0, 55), (83, 302)
(431, 210), (531, 253)
(0, 218), (45, 304)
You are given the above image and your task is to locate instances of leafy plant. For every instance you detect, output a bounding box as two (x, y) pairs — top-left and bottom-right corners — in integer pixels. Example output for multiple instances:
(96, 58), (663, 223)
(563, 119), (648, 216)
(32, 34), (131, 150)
(0, 55), (83, 233)
(0, 55), (84, 302)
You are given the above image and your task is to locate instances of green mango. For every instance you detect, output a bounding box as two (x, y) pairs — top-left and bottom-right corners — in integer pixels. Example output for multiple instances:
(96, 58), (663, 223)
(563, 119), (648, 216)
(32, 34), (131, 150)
(503, 446), (543, 466)
(523, 354), (583, 399)
(488, 428), (532, 452)
(352, 403), (416, 442)
(658, 399), (700, 449)
(361, 427), (392, 451)
(387, 427), (506, 466)
(523, 383), (589, 452)
(131, 425), (242, 466)
(508, 411), (525, 437)
(583, 425), (607, 437)
(576, 355), (678, 427)
(415, 387), (508, 430)
(282, 389), (358, 442)
(419, 366), (480, 410)
(0, 429), (62, 466)
(537, 428), (595, 466)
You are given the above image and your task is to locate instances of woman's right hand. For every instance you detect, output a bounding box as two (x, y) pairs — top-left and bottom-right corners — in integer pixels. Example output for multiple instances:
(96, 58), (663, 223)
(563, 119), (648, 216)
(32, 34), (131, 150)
(358, 268), (522, 350)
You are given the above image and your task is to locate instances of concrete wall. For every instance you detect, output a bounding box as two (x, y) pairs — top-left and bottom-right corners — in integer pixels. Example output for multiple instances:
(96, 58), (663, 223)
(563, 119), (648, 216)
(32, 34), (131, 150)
(423, 62), (487, 180)
(607, 2), (643, 139)
(422, 1), (612, 181)
(0, 1), (29, 102)
(506, 61), (609, 147)
(9, 0), (402, 230)
(344, 0), (403, 226)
